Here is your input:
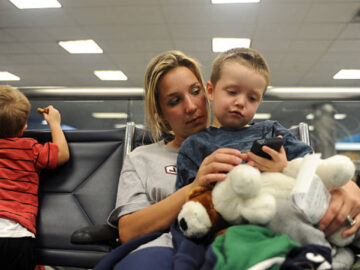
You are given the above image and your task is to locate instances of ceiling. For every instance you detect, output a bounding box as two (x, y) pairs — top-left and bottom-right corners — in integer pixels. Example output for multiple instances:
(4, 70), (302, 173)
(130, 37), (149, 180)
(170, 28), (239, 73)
(1, 0), (360, 88)
(1, 0), (360, 136)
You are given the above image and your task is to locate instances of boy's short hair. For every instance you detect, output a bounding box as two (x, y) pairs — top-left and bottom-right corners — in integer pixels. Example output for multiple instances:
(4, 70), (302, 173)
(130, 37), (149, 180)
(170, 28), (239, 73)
(0, 85), (31, 138)
(210, 48), (270, 93)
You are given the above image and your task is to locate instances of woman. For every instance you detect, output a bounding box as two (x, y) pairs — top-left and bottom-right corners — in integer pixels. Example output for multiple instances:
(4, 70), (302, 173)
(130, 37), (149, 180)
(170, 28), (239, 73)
(100, 51), (244, 270)
(97, 50), (360, 269)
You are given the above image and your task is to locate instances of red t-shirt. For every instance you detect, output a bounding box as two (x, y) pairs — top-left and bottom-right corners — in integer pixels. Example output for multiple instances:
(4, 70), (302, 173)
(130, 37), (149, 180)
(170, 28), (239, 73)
(0, 137), (58, 234)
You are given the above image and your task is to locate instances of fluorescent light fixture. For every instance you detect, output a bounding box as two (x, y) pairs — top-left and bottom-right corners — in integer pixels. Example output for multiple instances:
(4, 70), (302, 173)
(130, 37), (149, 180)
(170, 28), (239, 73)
(212, 0), (260, 3)
(334, 113), (347, 120)
(333, 69), (360, 79)
(253, 113), (271, 120)
(94, 70), (128, 81)
(92, 112), (128, 119)
(114, 124), (126, 129)
(335, 142), (360, 151)
(307, 113), (346, 120)
(212, 38), (251, 52)
(9, 0), (61, 9)
(58, 39), (103, 54)
(0, 71), (20, 81)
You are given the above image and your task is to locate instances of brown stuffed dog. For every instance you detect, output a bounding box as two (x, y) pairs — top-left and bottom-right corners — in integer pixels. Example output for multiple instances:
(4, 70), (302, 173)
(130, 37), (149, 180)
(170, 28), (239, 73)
(178, 185), (229, 241)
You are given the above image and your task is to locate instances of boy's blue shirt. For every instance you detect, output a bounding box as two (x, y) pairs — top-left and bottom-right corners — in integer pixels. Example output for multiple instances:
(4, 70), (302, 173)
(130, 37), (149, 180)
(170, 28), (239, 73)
(176, 120), (313, 190)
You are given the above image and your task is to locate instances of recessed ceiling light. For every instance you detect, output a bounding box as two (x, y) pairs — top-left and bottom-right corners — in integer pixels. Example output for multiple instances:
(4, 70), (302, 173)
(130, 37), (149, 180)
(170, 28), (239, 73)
(0, 71), (20, 81)
(58, 39), (103, 54)
(9, 0), (61, 9)
(212, 0), (260, 3)
(306, 113), (314, 120)
(212, 38), (251, 52)
(334, 114), (347, 120)
(333, 69), (360, 79)
(92, 112), (128, 119)
(253, 113), (271, 120)
(94, 70), (128, 81)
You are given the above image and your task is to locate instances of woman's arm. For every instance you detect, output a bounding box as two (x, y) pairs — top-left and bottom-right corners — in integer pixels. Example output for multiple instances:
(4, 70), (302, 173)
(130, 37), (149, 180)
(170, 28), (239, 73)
(118, 148), (244, 243)
(319, 180), (360, 237)
(118, 184), (192, 243)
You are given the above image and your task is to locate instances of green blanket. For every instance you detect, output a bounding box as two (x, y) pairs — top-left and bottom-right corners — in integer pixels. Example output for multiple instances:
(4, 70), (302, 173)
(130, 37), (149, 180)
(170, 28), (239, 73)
(212, 225), (300, 270)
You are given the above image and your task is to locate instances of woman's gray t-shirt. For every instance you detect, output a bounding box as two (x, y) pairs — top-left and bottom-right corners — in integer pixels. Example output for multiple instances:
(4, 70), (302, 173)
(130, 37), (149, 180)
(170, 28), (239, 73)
(107, 140), (178, 249)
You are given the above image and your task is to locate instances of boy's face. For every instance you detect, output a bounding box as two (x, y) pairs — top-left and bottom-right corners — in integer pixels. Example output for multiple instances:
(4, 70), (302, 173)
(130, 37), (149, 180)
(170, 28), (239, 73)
(207, 62), (267, 130)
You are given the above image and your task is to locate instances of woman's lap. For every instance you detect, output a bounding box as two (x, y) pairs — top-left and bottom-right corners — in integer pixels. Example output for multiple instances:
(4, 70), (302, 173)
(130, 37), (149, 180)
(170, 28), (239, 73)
(114, 247), (174, 270)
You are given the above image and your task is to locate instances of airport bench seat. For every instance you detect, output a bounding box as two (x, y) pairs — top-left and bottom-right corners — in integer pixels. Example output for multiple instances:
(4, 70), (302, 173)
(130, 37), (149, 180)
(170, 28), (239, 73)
(23, 124), (149, 268)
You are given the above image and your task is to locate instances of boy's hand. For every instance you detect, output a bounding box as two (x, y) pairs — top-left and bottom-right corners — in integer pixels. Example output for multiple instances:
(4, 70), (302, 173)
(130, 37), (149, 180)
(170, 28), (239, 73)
(40, 105), (62, 127)
(247, 136), (288, 172)
(192, 148), (246, 188)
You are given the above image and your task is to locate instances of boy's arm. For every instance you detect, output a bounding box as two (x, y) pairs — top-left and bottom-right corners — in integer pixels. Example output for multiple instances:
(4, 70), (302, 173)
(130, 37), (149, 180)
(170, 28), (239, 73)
(41, 106), (70, 165)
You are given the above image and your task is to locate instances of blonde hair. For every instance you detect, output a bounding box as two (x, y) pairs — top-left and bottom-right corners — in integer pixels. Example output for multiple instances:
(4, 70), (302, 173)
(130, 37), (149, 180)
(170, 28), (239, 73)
(0, 85), (31, 138)
(210, 48), (270, 93)
(144, 50), (208, 142)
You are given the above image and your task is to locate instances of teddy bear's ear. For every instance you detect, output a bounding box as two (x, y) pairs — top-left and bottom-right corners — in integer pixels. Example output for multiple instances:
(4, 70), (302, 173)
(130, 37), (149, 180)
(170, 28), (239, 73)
(186, 186), (212, 201)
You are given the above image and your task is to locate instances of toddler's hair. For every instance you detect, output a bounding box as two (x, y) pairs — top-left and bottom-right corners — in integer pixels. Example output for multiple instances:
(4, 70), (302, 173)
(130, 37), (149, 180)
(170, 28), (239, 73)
(0, 85), (30, 138)
(210, 48), (270, 93)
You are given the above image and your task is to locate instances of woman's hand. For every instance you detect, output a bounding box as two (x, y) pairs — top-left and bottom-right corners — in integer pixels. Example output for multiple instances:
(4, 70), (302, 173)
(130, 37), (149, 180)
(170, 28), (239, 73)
(192, 148), (245, 188)
(319, 181), (360, 237)
(246, 143), (288, 172)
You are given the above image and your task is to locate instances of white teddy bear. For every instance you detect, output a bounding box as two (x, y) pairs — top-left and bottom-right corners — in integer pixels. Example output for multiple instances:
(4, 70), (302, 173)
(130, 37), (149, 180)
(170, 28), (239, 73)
(178, 154), (356, 247)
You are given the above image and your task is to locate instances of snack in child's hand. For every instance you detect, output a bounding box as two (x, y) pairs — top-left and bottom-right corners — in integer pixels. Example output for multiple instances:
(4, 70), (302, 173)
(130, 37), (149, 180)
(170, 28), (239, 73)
(37, 107), (49, 114)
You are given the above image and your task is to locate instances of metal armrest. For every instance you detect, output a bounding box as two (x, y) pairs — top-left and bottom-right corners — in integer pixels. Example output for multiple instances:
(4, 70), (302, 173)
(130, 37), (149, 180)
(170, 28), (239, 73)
(71, 224), (120, 248)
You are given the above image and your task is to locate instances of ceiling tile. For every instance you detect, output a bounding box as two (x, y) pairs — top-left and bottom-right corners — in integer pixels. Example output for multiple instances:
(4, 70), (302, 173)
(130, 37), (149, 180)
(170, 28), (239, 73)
(258, 3), (311, 23)
(305, 3), (360, 23)
(339, 23), (360, 39)
(296, 23), (346, 39)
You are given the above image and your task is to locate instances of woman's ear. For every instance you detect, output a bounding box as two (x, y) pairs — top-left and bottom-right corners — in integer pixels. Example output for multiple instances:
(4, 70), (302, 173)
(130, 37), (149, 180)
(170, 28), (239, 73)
(206, 81), (214, 102)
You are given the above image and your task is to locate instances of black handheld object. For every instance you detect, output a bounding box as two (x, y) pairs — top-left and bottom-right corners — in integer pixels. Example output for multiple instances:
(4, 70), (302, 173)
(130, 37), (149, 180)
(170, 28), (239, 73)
(250, 137), (283, 160)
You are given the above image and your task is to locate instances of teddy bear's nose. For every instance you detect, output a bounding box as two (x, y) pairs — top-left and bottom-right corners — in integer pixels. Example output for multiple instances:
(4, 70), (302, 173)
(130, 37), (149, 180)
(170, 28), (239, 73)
(179, 218), (188, 231)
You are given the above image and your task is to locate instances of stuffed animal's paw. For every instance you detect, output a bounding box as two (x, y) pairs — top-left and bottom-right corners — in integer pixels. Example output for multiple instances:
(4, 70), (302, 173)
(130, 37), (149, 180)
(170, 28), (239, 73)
(241, 192), (276, 225)
(327, 227), (355, 247)
(316, 155), (355, 189)
(227, 164), (262, 198)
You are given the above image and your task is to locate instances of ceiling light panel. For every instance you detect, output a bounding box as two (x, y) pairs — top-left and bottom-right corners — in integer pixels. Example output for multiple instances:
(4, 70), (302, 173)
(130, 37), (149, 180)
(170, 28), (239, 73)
(0, 71), (20, 81)
(9, 0), (61, 9)
(58, 40), (103, 54)
(94, 70), (128, 81)
(92, 112), (128, 119)
(212, 38), (251, 52)
(253, 113), (271, 120)
(212, 0), (260, 3)
(333, 69), (360, 80)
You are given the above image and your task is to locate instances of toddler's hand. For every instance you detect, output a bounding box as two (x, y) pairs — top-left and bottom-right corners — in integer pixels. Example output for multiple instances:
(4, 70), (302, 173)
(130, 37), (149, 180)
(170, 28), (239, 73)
(41, 105), (62, 127)
(192, 148), (245, 188)
(247, 136), (287, 172)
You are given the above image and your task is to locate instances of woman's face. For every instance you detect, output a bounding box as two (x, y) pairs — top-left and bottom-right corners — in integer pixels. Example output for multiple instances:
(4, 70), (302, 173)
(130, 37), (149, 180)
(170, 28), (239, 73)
(157, 66), (208, 147)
